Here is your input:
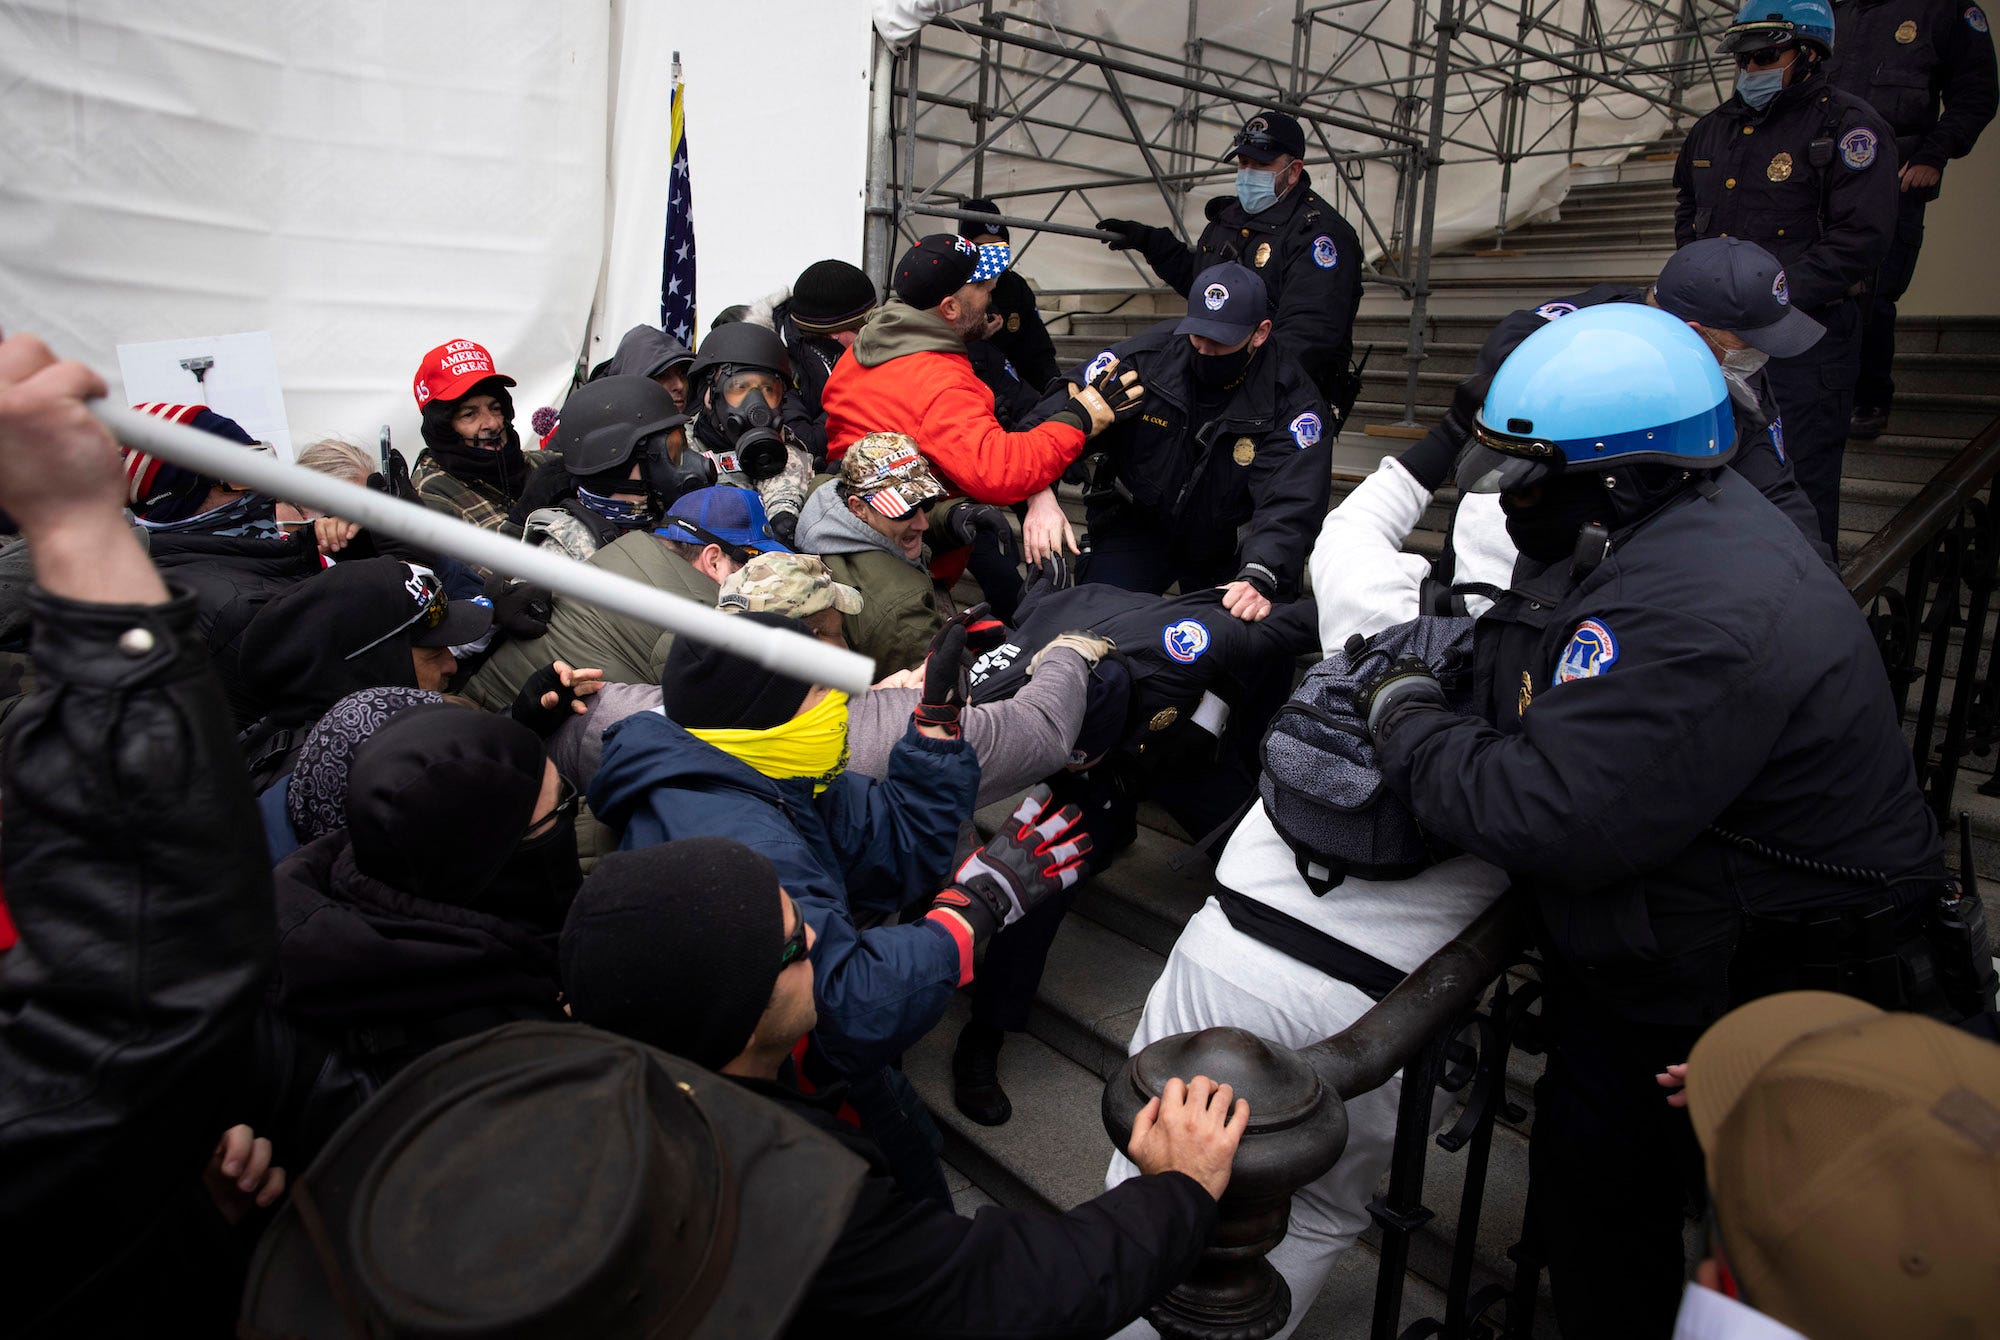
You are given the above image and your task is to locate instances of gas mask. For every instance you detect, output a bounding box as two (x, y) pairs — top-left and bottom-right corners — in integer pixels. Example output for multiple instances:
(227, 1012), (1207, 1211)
(711, 387), (790, 483)
(640, 428), (717, 504)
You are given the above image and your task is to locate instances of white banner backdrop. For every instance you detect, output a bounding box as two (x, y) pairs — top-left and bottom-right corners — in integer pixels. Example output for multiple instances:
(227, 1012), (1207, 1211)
(0, 1), (608, 455)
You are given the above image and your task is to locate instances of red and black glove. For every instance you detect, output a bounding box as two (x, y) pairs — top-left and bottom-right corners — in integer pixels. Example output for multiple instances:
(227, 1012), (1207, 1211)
(928, 786), (1094, 978)
(914, 603), (1008, 737)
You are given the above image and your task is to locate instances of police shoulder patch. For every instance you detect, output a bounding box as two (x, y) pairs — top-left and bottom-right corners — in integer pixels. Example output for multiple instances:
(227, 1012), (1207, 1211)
(1534, 301), (1578, 322)
(1968, 5), (1989, 33)
(1311, 234), (1339, 269)
(1556, 619), (1619, 683)
(1772, 268), (1789, 305)
(1162, 618), (1211, 664)
(1084, 350), (1117, 381)
(1839, 126), (1879, 170)
(1289, 412), (1324, 449)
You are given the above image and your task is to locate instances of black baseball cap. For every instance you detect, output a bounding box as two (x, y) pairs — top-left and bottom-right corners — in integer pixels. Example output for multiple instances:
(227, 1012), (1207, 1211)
(1174, 263), (1269, 343)
(1655, 238), (1824, 359)
(958, 197), (1009, 243)
(1222, 110), (1306, 164)
(892, 234), (984, 310)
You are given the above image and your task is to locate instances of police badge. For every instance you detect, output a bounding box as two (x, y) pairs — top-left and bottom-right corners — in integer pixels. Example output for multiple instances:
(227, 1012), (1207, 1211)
(1232, 437), (1256, 466)
(1896, 18), (1918, 39)
(1253, 241), (1272, 268)
(1767, 151), (1793, 182)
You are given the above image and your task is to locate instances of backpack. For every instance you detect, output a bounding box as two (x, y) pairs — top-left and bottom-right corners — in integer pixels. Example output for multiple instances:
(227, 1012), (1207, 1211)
(1258, 614), (1474, 894)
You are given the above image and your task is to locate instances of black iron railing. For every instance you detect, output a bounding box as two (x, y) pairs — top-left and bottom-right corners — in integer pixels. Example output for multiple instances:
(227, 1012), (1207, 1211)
(1844, 413), (2000, 822)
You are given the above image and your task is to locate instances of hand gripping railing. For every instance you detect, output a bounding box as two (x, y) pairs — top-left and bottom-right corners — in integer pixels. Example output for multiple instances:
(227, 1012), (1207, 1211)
(1101, 896), (1527, 1340)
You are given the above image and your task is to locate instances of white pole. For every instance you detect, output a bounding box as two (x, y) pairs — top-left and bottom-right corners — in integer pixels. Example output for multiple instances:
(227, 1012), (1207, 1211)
(91, 403), (879, 695)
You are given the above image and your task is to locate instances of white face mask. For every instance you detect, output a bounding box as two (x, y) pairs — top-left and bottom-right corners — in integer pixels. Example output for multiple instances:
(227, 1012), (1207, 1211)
(1721, 346), (1770, 378)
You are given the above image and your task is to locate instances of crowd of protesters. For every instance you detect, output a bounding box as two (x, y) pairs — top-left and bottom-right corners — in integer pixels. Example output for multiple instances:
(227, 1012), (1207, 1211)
(1, 98), (1997, 1340)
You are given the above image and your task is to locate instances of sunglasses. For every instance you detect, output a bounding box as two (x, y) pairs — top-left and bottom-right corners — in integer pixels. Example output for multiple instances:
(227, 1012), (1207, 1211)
(345, 569), (448, 661)
(520, 776), (579, 845)
(778, 912), (811, 970)
(1736, 45), (1792, 68)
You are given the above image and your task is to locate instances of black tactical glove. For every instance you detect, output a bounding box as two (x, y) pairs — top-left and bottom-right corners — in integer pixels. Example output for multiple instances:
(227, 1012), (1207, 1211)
(1032, 551), (1075, 592)
(1094, 218), (1154, 252)
(1359, 655), (1448, 740)
(928, 785), (1093, 951)
(1050, 358), (1146, 438)
(767, 508), (800, 549)
(915, 603), (1007, 736)
(482, 571), (554, 641)
(944, 501), (1020, 567)
(510, 662), (583, 738)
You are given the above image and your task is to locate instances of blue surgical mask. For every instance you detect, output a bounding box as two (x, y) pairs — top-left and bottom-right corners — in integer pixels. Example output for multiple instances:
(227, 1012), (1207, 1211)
(1235, 166), (1280, 214)
(1735, 67), (1786, 109)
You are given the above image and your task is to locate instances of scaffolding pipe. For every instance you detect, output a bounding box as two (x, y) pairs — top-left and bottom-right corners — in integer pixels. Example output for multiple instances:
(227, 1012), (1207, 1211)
(90, 404), (878, 696)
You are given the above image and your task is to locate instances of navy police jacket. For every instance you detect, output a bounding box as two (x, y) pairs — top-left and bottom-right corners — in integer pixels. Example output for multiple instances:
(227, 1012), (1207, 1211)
(1674, 67), (1899, 314)
(1037, 322), (1333, 596)
(1131, 172), (1363, 394)
(589, 712), (978, 1076)
(1380, 469), (1942, 1027)
(1826, 0), (1997, 175)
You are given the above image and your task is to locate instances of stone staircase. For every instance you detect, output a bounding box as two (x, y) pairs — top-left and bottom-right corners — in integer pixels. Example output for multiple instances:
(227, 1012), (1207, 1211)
(917, 146), (2000, 1337)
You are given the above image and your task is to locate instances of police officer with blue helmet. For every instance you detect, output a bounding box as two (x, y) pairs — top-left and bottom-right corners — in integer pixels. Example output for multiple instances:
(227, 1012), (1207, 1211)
(1093, 110), (1365, 414)
(1675, 0), (1899, 549)
(1033, 262), (1333, 623)
(1364, 304), (1974, 1337)
(1824, 0), (1996, 439)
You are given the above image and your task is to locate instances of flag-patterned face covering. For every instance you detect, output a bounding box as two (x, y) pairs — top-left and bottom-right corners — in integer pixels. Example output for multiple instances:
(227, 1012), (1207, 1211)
(970, 243), (1011, 282)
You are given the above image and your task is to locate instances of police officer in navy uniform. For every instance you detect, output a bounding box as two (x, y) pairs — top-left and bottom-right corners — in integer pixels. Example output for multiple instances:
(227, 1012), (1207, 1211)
(958, 200), (1063, 392)
(1825, 0), (1997, 438)
(1674, 0), (1899, 549)
(1095, 111), (1364, 416)
(1032, 263), (1332, 625)
(1361, 305), (1968, 1338)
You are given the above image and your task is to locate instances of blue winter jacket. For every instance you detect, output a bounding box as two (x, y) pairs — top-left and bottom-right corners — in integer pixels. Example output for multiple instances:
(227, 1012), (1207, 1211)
(589, 709), (979, 1075)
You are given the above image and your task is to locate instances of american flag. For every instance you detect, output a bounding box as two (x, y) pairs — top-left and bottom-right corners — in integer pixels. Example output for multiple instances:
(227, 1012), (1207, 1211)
(660, 64), (697, 344)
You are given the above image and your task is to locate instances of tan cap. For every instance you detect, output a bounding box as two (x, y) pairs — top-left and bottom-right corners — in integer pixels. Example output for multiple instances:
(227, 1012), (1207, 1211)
(1686, 990), (2000, 1339)
(717, 553), (864, 618)
(839, 433), (947, 519)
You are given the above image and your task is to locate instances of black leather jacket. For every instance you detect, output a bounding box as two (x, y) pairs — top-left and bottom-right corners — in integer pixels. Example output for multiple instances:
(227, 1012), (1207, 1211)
(0, 588), (277, 1333)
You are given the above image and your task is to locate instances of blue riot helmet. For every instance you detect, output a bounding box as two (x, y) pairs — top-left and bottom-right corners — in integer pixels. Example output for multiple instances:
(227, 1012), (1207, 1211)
(1456, 304), (1736, 494)
(1718, 0), (1836, 56)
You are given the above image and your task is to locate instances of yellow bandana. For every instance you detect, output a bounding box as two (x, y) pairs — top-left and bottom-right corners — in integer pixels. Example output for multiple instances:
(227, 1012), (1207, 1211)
(689, 690), (851, 794)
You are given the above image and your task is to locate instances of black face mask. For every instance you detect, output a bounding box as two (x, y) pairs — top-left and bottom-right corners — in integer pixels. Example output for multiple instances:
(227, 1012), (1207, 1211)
(1500, 472), (1610, 564)
(1191, 343), (1257, 389)
(479, 811), (582, 932)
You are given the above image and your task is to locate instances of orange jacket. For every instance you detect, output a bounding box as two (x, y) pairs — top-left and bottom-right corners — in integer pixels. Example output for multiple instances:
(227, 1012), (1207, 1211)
(823, 300), (1086, 506)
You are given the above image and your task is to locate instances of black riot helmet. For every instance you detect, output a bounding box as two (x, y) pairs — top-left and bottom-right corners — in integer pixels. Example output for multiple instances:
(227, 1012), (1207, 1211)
(554, 375), (713, 516)
(689, 325), (793, 483)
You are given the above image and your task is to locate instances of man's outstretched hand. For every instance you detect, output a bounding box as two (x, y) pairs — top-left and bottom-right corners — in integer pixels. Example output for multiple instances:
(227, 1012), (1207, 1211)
(1128, 1075), (1250, 1202)
(0, 331), (167, 605)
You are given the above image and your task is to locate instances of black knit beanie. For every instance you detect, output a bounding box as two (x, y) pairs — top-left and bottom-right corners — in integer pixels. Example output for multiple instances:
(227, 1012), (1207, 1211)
(660, 611), (814, 730)
(790, 259), (876, 336)
(345, 705), (546, 904)
(559, 838), (786, 1070)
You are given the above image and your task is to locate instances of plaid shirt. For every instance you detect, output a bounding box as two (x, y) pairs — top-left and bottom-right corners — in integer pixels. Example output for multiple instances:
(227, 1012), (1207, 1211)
(412, 450), (529, 538)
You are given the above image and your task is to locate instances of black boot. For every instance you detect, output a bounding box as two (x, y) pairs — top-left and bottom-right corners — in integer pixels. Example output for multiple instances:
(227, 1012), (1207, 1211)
(1849, 404), (1890, 441)
(951, 1020), (1011, 1126)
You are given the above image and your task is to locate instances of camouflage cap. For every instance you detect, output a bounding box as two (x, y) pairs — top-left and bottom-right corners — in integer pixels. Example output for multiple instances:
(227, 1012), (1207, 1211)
(839, 434), (948, 520)
(718, 553), (865, 617)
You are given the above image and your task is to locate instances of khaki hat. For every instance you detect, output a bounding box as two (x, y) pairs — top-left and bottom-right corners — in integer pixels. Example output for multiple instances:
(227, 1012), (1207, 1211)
(718, 552), (864, 618)
(1686, 991), (2000, 1340)
(839, 434), (947, 519)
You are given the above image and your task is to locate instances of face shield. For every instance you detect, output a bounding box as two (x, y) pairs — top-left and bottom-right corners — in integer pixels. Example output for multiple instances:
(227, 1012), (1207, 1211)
(1454, 418), (1566, 494)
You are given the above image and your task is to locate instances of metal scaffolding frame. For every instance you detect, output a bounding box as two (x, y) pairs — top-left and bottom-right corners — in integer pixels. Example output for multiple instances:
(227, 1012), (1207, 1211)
(864, 0), (1737, 421)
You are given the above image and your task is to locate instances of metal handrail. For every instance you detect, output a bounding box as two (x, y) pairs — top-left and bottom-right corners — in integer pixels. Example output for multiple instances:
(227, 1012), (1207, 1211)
(1843, 411), (2000, 605)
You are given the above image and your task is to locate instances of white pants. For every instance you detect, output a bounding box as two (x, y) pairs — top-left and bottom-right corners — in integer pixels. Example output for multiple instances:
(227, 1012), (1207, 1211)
(1105, 898), (1449, 1340)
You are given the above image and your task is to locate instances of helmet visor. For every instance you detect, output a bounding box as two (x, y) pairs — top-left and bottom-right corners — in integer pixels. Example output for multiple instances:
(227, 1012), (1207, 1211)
(1456, 440), (1555, 494)
(1718, 22), (1799, 53)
